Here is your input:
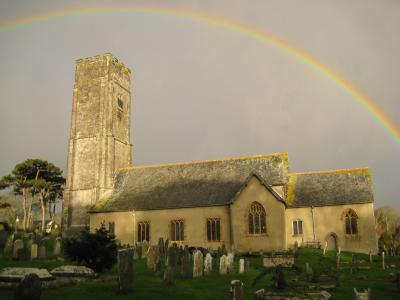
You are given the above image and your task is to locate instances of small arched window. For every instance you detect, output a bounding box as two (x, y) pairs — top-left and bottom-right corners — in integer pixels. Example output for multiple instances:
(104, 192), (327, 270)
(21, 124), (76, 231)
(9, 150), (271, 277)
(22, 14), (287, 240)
(248, 202), (266, 234)
(344, 209), (358, 235)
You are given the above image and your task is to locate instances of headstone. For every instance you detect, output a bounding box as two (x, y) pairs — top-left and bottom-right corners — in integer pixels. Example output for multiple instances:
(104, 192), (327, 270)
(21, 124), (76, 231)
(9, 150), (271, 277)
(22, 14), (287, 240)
(336, 254), (341, 269)
(244, 260), (250, 272)
(146, 246), (157, 270)
(227, 253), (234, 274)
(306, 263), (313, 275)
(118, 248), (134, 292)
(13, 239), (24, 258)
(4, 234), (14, 254)
(323, 241), (327, 255)
(164, 245), (178, 285)
(230, 280), (244, 300)
(239, 259), (245, 274)
(53, 238), (62, 256)
(382, 251), (385, 269)
(164, 239), (169, 253)
(142, 240), (149, 259)
(17, 248), (30, 261)
(181, 246), (192, 279)
(369, 250), (372, 264)
(338, 247), (341, 255)
(204, 253), (213, 276)
(158, 237), (165, 257)
(30, 244), (38, 260)
(39, 242), (46, 259)
(354, 288), (371, 300)
(255, 289), (265, 299)
(133, 246), (139, 260)
(193, 250), (203, 277)
(136, 243), (142, 259)
(14, 273), (41, 300)
(26, 239), (34, 252)
(220, 255), (228, 275)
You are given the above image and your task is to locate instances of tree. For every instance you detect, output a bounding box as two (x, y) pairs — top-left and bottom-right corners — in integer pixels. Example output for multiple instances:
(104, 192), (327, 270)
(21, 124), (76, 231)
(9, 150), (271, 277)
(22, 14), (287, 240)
(63, 223), (118, 272)
(0, 159), (65, 232)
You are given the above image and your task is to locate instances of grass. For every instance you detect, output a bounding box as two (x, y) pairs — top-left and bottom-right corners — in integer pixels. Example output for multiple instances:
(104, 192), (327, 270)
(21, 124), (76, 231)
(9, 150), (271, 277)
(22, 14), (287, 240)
(0, 248), (399, 299)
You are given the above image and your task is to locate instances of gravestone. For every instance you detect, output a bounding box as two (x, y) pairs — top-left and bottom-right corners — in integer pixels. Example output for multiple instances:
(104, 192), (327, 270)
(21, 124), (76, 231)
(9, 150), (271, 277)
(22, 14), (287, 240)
(369, 250), (372, 264)
(204, 253), (213, 276)
(181, 246), (192, 279)
(4, 234), (14, 254)
(146, 246), (157, 270)
(227, 253), (234, 274)
(158, 237), (165, 257)
(118, 248), (134, 293)
(39, 241), (46, 259)
(136, 243), (142, 259)
(142, 240), (149, 259)
(323, 241), (327, 255)
(336, 254), (341, 268)
(354, 288), (371, 300)
(14, 273), (41, 300)
(230, 280), (244, 300)
(133, 246), (139, 260)
(193, 250), (203, 277)
(26, 239), (34, 252)
(382, 251), (385, 269)
(13, 239), (24, 258)
(220, 255), (228, 275)
(306, 263), (313, 275)
(17, 248), (30, 260)
(239, 259), (245, 274)
(164, 245), (178, 285)
(30, 244), (38, 260)
(53, 238), (62, 256)
(244, 260), (250, 272)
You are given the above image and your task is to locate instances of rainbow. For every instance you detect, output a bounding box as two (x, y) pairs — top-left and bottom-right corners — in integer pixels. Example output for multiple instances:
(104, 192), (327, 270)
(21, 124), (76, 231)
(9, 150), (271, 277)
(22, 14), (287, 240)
(1, 5), (399, 144)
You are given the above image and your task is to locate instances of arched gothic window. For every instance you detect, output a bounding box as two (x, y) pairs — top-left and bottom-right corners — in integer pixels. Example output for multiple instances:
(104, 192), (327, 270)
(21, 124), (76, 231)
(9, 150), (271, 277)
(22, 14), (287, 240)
(344, 209), (358, 235)
(248, 202), (266, 234)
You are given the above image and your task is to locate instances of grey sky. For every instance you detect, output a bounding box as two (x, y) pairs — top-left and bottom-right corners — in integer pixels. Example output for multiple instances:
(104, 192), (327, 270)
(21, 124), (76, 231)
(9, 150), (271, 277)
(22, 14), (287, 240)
(0, 0), (399, 208)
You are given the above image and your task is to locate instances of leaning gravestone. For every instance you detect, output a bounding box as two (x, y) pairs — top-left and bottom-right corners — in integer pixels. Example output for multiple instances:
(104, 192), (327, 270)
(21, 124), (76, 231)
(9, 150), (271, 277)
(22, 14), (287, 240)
(118, 248), (134, 293)
(13, 239), (24, 259)
(204, 253), (213, 276)
(53, 237), (61, 257)
(146, 246), (157, 270)
(181, 246), (192, 279)
(39, 241), (46, 259)
(193, 250), (204, 277)
(230, 280), (244, 300)
(14, 273), (41, 300)
(30, 244), (38, 260)
(227, 253), (234, 274)
(220, 255), (228, 275)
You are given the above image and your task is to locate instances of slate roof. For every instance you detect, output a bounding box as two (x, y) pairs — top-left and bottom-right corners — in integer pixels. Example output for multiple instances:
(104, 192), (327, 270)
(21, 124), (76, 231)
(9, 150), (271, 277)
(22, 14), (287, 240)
(285, 168), (374, 207)
(91, 152), (289, 212)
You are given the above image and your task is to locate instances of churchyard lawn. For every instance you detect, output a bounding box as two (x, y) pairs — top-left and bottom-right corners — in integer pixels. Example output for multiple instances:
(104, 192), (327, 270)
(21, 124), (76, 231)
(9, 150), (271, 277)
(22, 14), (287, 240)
(1, 248), (400, 299)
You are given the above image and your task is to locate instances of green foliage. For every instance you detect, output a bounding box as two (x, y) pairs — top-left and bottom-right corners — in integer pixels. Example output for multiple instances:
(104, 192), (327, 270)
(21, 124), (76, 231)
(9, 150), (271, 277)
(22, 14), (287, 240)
(63, 223), (117, 272)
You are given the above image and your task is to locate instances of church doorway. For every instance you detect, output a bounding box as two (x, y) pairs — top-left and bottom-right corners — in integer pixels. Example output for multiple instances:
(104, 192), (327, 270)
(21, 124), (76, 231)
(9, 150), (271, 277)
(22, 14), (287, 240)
(325, 233), (338, 251)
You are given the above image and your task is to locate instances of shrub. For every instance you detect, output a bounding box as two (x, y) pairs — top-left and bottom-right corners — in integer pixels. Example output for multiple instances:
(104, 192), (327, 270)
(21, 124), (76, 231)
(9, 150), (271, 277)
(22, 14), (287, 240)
(63, 223), (117, 272)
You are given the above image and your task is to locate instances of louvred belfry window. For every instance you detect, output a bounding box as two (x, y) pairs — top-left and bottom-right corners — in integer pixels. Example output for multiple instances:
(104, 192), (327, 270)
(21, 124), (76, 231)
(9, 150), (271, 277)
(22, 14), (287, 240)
(248, 202), (266, 235)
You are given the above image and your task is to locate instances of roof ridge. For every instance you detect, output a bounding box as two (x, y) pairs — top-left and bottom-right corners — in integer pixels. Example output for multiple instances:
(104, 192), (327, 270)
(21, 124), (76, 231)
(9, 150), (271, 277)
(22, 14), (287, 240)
(290, 167), (370, 176)
(118, 152), (288, 172)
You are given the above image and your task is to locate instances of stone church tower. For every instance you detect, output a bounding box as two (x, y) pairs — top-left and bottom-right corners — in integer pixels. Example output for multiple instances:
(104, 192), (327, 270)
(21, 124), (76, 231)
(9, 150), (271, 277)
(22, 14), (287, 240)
(62, 53), (132, 231)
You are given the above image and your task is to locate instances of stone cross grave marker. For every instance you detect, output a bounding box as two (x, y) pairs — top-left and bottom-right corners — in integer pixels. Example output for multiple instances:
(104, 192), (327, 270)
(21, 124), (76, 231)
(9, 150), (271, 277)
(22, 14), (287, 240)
(204, 253), (212, 276)
(31, 243), (38, 260)
(118, 248), (134, 293)
(193, 250), (203, 277)
(220, 255), (228, 275)
(13, 239), (24, 259)
(230, 280), (244, 300)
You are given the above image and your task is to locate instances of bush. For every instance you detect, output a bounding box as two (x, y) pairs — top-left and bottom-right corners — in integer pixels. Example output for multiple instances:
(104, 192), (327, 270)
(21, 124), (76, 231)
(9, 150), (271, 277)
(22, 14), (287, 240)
(63, 223), (117, 272)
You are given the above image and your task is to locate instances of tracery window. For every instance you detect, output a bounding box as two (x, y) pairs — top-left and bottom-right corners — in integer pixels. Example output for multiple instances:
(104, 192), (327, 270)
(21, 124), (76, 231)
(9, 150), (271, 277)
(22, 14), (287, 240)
(206, 218), (221, 241)
(292, 219), (303, 235)
(344, 209), (358, 235)
(170, 220), (184, 241)
(248, 202), (266, 235)
(138, 221), (150, 242)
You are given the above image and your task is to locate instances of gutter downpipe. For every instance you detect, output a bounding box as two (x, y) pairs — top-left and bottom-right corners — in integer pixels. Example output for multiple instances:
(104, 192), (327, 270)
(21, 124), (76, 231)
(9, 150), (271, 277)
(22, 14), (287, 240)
(311, 206), (316, 242)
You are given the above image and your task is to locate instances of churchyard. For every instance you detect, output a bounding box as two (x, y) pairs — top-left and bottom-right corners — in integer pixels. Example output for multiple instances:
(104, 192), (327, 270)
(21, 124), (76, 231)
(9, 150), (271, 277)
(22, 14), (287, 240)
(0, 232), (400, 299)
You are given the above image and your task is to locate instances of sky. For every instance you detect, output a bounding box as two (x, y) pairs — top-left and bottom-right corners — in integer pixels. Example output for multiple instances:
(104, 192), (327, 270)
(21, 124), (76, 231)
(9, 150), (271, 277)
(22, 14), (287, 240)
(0, 0), (399, 209)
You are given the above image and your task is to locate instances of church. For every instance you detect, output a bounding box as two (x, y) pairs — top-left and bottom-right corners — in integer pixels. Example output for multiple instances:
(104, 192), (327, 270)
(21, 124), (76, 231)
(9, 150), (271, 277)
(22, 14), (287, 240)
(61, 53), (378, 254)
